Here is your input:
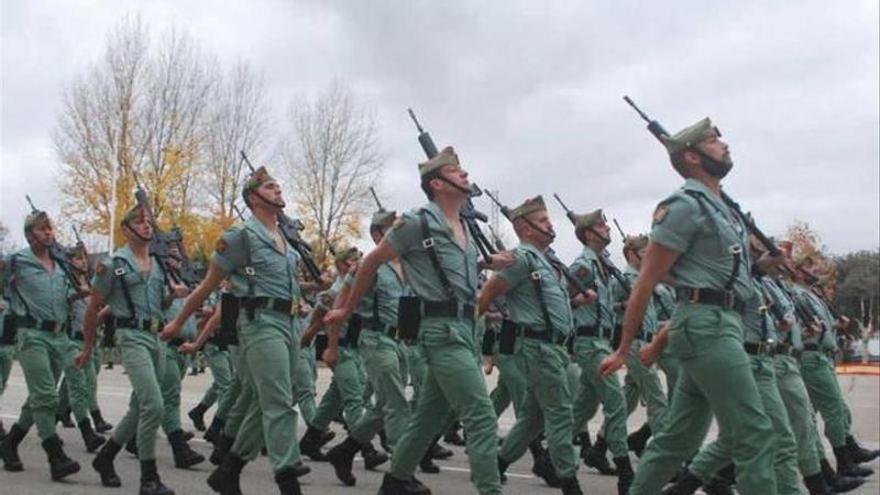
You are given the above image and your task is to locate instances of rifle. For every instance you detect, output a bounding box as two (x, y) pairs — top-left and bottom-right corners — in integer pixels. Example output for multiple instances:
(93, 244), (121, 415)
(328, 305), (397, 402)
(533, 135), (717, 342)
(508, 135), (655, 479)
(483, 189), (594, 299)
(71, 226), (93, 287)
(369, 187), (386, 212)
(487, 225), (506, 252)
(622, 96), (781, 257)
(239, 151), (322, 282)
(131, 173), (189, 288)
(406, 109), (496, 262)
(24, 195), (80, 290)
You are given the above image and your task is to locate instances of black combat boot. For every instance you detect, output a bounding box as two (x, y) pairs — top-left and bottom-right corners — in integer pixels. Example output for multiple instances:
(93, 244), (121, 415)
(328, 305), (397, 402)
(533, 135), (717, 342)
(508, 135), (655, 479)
(419, 448), (440, 474)
(327, 436), (361, 486)
(0, 423), (27, 471)
(56, 408), (75, 428)
(167, 429), (205, 468)
(532, 452), (562, 488)
(821, 457), (866, 492)
(575, 431), (591, 459)
(126, 434), (139, 457)
(803, 472), (831, 495)
(187, 403), (209, 431)
(528, 436), (549, 463)
(846, 435), (880, 464)
(702, 477), (735, 495)
(443, 421), (466, 446)
(626, 422), (652, 457)
(583, 434), (617, 475)
(660, 468), (702, 495)
(560, 476), (584, 495)
(498, 456), (510, 484)
(207, 452), (247, 495)
(92, 438), (123, 487)
(275, 466), (303, 495)
(378, 428), (391, 453)
(377, 472), (432, 495)
(614, 456), (635, 495)
(41, 434), (81, 481)
(429, 434), (453, 459)
(210, 433), (235, 465)
(204, 417), (225, 444)
(362, 440), (389, 469)
(834, 445), (873, 478)
(139, 459), (174, 495)
(78, 417), (107, 452)
(298, 426), (328, 461)
(91, 409), (114, 433)
(0, 419), (6, 440)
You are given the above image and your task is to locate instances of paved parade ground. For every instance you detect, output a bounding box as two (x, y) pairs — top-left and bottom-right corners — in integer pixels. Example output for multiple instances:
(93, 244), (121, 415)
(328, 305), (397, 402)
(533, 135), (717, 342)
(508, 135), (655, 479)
(1, 362), (878, 495)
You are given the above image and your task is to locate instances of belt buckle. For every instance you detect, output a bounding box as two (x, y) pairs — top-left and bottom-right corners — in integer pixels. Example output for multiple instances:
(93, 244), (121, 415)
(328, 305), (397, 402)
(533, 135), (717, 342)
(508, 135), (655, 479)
(723, 291), (735, 309)
(689, 288), (700, 304)
(290, 298), (298, 316)
(150, 320), (159, 333)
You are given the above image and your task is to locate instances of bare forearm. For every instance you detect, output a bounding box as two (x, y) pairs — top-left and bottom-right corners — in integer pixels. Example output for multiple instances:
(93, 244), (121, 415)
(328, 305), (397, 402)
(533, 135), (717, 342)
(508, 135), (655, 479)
(82, 295), (105, 351)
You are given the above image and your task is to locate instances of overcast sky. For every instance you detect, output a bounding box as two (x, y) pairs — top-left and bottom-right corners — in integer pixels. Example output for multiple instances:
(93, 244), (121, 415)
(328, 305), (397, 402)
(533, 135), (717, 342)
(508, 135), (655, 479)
(2, 0), (878, 263)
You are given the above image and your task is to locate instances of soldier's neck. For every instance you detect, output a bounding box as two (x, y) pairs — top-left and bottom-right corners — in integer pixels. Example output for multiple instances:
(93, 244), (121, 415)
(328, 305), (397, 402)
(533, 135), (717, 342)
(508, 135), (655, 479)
(128, 241), (150, 259)
(252, 207), (279, 234)
(693, 173), (722, 195)
(434, 196), (464, 224)
(29, 242), (49, 260)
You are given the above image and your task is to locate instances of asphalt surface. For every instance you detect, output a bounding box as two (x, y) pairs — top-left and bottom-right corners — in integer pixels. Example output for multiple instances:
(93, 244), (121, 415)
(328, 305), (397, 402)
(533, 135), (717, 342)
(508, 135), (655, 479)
(1, 361), (878, 494)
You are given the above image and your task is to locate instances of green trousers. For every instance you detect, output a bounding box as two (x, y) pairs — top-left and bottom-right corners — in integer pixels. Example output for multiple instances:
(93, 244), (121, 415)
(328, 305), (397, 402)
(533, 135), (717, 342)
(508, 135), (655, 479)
(56, 339), (93, 424)
(230, 310), (301, 473)
(499, 339), (578, 478)
(215, 344), (242, 423)
(658, 350), (682, 402)
(292, 319), (318, 425)
(199, 342), (234, 408)
(775, 354), (822, 477)
(800, 351), (848, 448)
(402, 342), (427, 408)
(623, 339), (668, 432)
(571, 336), (628, 458)
(489, 350), (527, 418)
(390, 318), (501, 495)
(347, 330), (409, 447)
(111, 328), (167, 461)
(690, 354), (802, 494)
(312, 346), (366, 429)
(222, 345), (253, 441)
(629, 305), (777, 495)
(160, 344), (187, 434)
(13, 328), (72, 440)
(0, 344), (13, 399)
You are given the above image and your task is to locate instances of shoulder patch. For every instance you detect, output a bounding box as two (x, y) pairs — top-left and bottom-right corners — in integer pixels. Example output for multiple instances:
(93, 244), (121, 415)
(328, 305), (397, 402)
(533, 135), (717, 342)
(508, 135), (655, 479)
(576, 266), (589, 279)
(95, 263), (106, 276)
(215, 239), (228, 254)
(652, 204), (669, 225)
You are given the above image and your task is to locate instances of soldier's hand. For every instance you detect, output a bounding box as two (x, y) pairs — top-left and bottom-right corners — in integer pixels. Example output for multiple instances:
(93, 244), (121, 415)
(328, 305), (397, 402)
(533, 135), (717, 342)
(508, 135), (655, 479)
(171, 283), (191, 298)
(322, 346), (339, 369)
(572, 290), (598, 307)
(640, 342), (663, 366)
(73, 348), (92, 369)
(483, 356), (495, 375)
(160, 321), (180, 342)
(323, 308), (350, 327)
(178, 342), (199, 355)
(598, 351), (625, 377)
(300, 332), (314, 348)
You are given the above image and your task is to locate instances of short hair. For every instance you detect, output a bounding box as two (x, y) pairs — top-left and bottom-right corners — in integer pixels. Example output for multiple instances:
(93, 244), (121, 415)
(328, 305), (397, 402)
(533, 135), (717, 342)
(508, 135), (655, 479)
(420, 171), (439, 200)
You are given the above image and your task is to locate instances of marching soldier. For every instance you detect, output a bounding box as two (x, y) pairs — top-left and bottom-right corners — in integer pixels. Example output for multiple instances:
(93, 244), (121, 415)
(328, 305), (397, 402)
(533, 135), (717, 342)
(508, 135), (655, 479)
(478, 195), (583, 494)
(160, 166), (307, 495)
(324, 146), (513, 495)
(565, 208), (634, 492)
(599, 117), (777, 494)
(0, 210), (82, 481)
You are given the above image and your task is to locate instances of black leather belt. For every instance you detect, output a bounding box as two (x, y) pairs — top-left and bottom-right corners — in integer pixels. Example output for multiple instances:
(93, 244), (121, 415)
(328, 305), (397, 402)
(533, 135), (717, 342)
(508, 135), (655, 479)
(17, 315), (66, 333)
(112, 317), (163, 332)
(803, 343), (821, 351)
(422, 300), (475, 321)
(743, 341), (776, 356)
(338, 335), (357, 348)
(240, 297), (297, 316)
(676, 287), (746, 313)
(363, 319), (398, 339)
(168, 338), (185, 347)
(575, 326), (602, 338)
(521, 327), (567, 346)
(70, 333), (85, 342)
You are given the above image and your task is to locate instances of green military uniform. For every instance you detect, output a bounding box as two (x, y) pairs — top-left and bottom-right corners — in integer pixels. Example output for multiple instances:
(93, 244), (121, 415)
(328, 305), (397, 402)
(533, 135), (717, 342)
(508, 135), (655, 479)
(615, 258), (669, 437)
(210, 214), (304, 474)
(190, 291), (234, 435)
(494, 201), (579, 485)
(292, 314), (318, 425)
(0, 297), (15, 435)
(93, 244), (168, 461)
(383, 198), (501, 494)
(567, 227), (629, 465)
(687, 276), (801, 494)
(628, 118), (777, 494)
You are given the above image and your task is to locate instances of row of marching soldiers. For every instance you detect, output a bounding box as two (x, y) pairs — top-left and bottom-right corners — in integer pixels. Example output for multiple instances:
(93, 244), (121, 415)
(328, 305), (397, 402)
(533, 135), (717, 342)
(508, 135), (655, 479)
(0, 115), (878, 495)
